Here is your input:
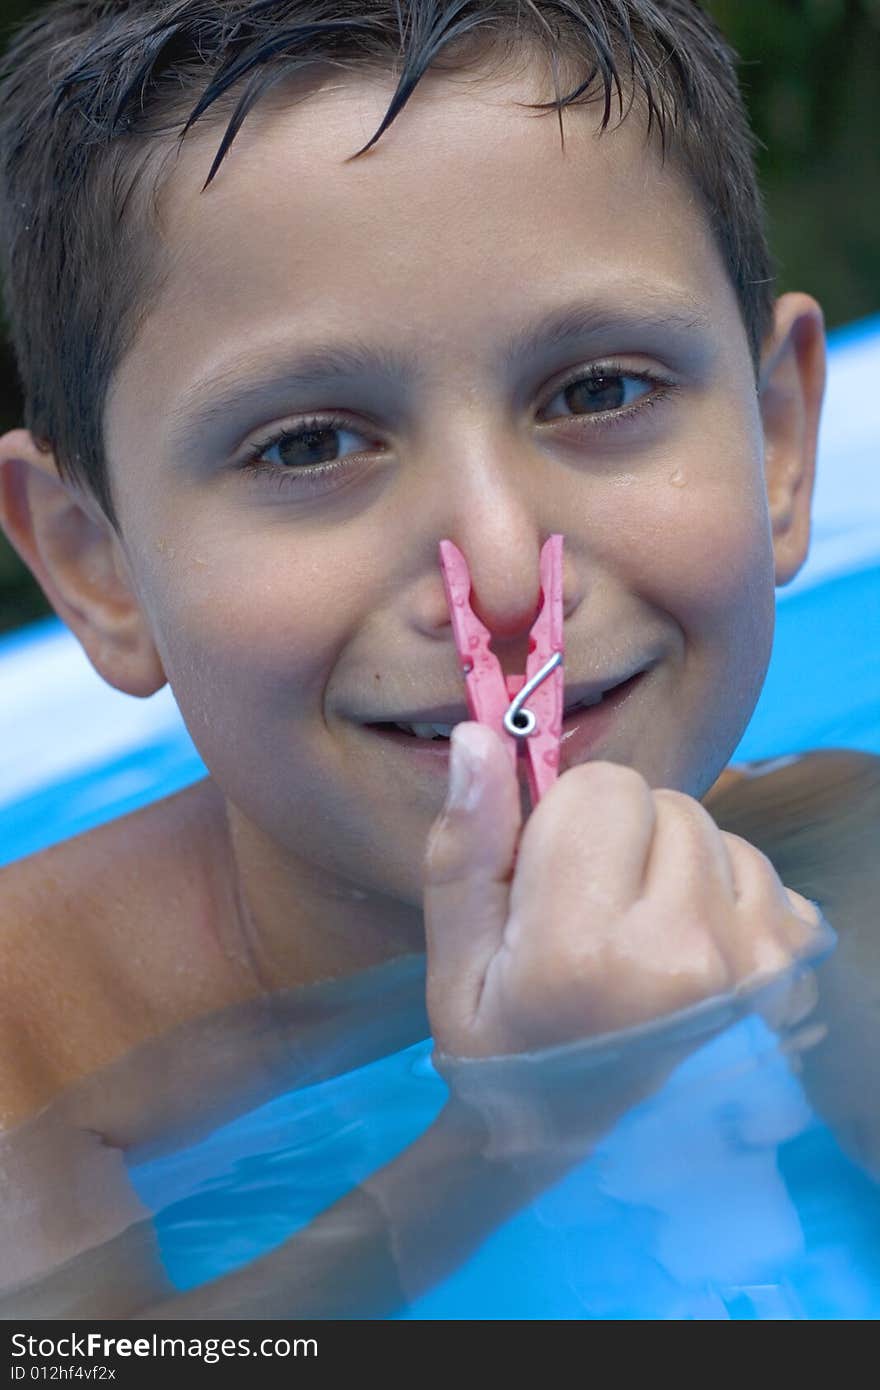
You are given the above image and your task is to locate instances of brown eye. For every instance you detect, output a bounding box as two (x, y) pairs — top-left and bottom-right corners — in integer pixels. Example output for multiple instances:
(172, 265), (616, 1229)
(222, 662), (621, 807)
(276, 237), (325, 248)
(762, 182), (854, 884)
(546, 370), (654, 419)
(565, 374), (627, 412)
(242, 414), (375, 476)
(272, 423), (347, 469)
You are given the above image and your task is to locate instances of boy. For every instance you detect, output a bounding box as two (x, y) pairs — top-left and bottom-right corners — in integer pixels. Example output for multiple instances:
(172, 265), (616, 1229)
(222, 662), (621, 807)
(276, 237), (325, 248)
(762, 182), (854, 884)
(0, 0), (878, 1316)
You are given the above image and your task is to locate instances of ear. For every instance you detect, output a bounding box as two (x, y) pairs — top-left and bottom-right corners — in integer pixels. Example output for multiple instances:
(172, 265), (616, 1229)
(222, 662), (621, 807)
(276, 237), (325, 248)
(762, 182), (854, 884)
(0, 429), (167, 697)
(758, 293), (826, 587)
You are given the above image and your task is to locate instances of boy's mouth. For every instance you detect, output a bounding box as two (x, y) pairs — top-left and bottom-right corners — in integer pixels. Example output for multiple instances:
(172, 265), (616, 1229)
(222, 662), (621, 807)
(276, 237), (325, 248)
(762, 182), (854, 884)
(362, 668), (649, 763)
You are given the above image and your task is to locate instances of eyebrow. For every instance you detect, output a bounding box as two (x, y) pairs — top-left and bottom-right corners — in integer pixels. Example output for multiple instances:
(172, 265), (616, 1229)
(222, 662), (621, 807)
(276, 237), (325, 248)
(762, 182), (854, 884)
(166, 294), (712, 454)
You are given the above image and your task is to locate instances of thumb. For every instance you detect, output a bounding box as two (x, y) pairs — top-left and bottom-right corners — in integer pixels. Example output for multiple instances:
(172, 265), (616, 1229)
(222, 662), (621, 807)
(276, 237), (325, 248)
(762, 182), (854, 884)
(422, 721), (522, 1046)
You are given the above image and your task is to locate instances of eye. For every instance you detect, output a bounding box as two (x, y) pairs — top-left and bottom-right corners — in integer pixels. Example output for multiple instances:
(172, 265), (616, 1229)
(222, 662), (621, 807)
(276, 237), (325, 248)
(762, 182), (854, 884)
(242, 414), (375, 475)
(541, 366), (662, 422)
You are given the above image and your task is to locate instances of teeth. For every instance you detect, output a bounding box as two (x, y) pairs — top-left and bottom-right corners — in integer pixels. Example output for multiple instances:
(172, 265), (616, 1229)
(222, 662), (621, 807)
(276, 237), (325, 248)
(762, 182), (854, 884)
(393, 697), (607, 736)
(388, 686), (625, 736)
(394, 722), (455, 739)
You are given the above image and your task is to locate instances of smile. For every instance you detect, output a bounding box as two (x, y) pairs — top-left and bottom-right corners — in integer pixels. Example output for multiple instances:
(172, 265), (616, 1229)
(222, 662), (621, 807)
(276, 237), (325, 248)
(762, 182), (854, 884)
(363, 667), (649, 768)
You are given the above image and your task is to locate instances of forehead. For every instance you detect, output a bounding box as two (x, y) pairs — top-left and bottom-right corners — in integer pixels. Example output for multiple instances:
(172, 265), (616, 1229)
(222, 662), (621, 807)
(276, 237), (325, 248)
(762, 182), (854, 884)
(105, 61), (741, 457)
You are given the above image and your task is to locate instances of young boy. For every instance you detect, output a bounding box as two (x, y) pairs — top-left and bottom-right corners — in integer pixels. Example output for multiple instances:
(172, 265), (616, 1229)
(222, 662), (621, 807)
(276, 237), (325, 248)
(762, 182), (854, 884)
(0, 0), (878, 1317)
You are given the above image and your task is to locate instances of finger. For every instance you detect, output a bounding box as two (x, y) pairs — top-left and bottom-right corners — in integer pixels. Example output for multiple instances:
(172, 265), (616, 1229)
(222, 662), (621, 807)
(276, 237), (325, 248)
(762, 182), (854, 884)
(781, 886), (826, 943)
(644, 789), (740, 911)
(499, 764), (670, 1032)
(753, 968), (821, 1037)
(422, 721), (521, 1048)
(714, 832), (807, 982)
(610, 790), (735, 1008)
(509, 761), (657, 935)
(782, 886), (821, 924)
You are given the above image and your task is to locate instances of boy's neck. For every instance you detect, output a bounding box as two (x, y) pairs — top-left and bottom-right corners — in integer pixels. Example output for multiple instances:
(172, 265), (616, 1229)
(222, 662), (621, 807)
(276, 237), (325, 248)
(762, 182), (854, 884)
(201, 779), (427, 996)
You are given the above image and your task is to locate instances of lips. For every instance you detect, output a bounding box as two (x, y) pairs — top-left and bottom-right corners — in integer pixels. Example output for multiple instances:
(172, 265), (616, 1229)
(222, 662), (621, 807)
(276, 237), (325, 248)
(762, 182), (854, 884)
(363, 667), (648, 770)
(556, 667), (644, 770)
(561, 668), (642, 732)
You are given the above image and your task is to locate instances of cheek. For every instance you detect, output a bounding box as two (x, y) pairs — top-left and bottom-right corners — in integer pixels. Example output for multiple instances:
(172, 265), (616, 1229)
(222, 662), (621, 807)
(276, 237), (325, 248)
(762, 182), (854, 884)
(623, 450), (774, 639)
(618, 451), (776, 794)
(141, 533), (356, 729)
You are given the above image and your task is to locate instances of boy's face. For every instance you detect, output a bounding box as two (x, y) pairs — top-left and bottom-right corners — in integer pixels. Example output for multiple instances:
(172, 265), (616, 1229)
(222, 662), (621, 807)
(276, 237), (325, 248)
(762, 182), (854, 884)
(100, 62), (802, 921)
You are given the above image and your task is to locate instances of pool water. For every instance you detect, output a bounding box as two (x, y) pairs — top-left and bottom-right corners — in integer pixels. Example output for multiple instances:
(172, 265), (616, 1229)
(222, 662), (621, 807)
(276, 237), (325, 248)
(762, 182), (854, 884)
(127, 1017), (880, 1320)
(1, 319), (880, 1318)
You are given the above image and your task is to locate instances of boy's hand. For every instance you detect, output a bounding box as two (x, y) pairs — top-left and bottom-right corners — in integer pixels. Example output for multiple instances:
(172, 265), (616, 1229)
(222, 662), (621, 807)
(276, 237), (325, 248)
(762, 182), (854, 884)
(423, 722), (829, 1060)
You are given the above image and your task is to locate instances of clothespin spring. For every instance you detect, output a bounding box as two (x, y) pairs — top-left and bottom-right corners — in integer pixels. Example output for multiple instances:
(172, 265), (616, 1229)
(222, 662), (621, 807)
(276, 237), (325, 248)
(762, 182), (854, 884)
(502, 650), (564, 740)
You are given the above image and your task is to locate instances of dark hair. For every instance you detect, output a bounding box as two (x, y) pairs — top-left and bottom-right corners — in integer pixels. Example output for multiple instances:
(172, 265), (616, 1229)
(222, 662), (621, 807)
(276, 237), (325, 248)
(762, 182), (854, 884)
(0, 0), (775, 533)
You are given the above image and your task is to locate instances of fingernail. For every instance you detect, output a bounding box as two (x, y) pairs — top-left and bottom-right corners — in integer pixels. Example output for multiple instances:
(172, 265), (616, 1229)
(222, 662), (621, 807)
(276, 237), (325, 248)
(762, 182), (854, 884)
(446, 724), (485, 812)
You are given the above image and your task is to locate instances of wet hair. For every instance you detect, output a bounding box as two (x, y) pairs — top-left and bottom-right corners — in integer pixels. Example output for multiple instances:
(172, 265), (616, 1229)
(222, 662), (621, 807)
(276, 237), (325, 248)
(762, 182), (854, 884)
(0, 0), (775, 533)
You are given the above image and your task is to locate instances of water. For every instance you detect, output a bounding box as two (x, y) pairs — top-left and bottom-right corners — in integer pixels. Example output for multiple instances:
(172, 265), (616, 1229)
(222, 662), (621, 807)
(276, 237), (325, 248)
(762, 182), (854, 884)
(3, 954), (880, 1319)
(118, 1007), (880, 1320)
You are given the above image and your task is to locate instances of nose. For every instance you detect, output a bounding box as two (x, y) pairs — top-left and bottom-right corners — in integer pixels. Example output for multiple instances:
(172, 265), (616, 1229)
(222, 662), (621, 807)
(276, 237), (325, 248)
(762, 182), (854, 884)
(443, 529), (547, 675)
(425, 426), (575, 671)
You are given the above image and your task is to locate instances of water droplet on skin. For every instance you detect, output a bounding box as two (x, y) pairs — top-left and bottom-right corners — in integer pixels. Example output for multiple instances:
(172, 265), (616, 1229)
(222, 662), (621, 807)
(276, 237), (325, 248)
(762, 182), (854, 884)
(669, 468), (687, 488)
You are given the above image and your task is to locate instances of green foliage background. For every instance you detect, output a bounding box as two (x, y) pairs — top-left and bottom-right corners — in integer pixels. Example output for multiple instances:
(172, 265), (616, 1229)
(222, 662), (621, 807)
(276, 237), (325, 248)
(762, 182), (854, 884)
(0, 0), (878, 633)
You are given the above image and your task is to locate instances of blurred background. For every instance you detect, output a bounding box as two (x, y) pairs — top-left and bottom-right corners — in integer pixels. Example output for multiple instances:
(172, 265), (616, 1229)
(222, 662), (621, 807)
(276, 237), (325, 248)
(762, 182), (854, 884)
(1, 0), (879, 633)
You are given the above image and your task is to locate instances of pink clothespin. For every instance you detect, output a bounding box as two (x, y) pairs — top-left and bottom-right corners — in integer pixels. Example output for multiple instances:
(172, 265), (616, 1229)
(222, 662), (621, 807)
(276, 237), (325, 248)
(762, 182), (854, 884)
(438, 534), (565, 807)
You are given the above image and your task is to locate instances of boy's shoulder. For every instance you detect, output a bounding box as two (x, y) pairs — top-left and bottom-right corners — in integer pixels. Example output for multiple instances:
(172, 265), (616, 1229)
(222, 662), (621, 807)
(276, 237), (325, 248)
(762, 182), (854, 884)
(704, 746), (880, 823)
(0, 778), (251, 1127)
(704, 746), (880, 920)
